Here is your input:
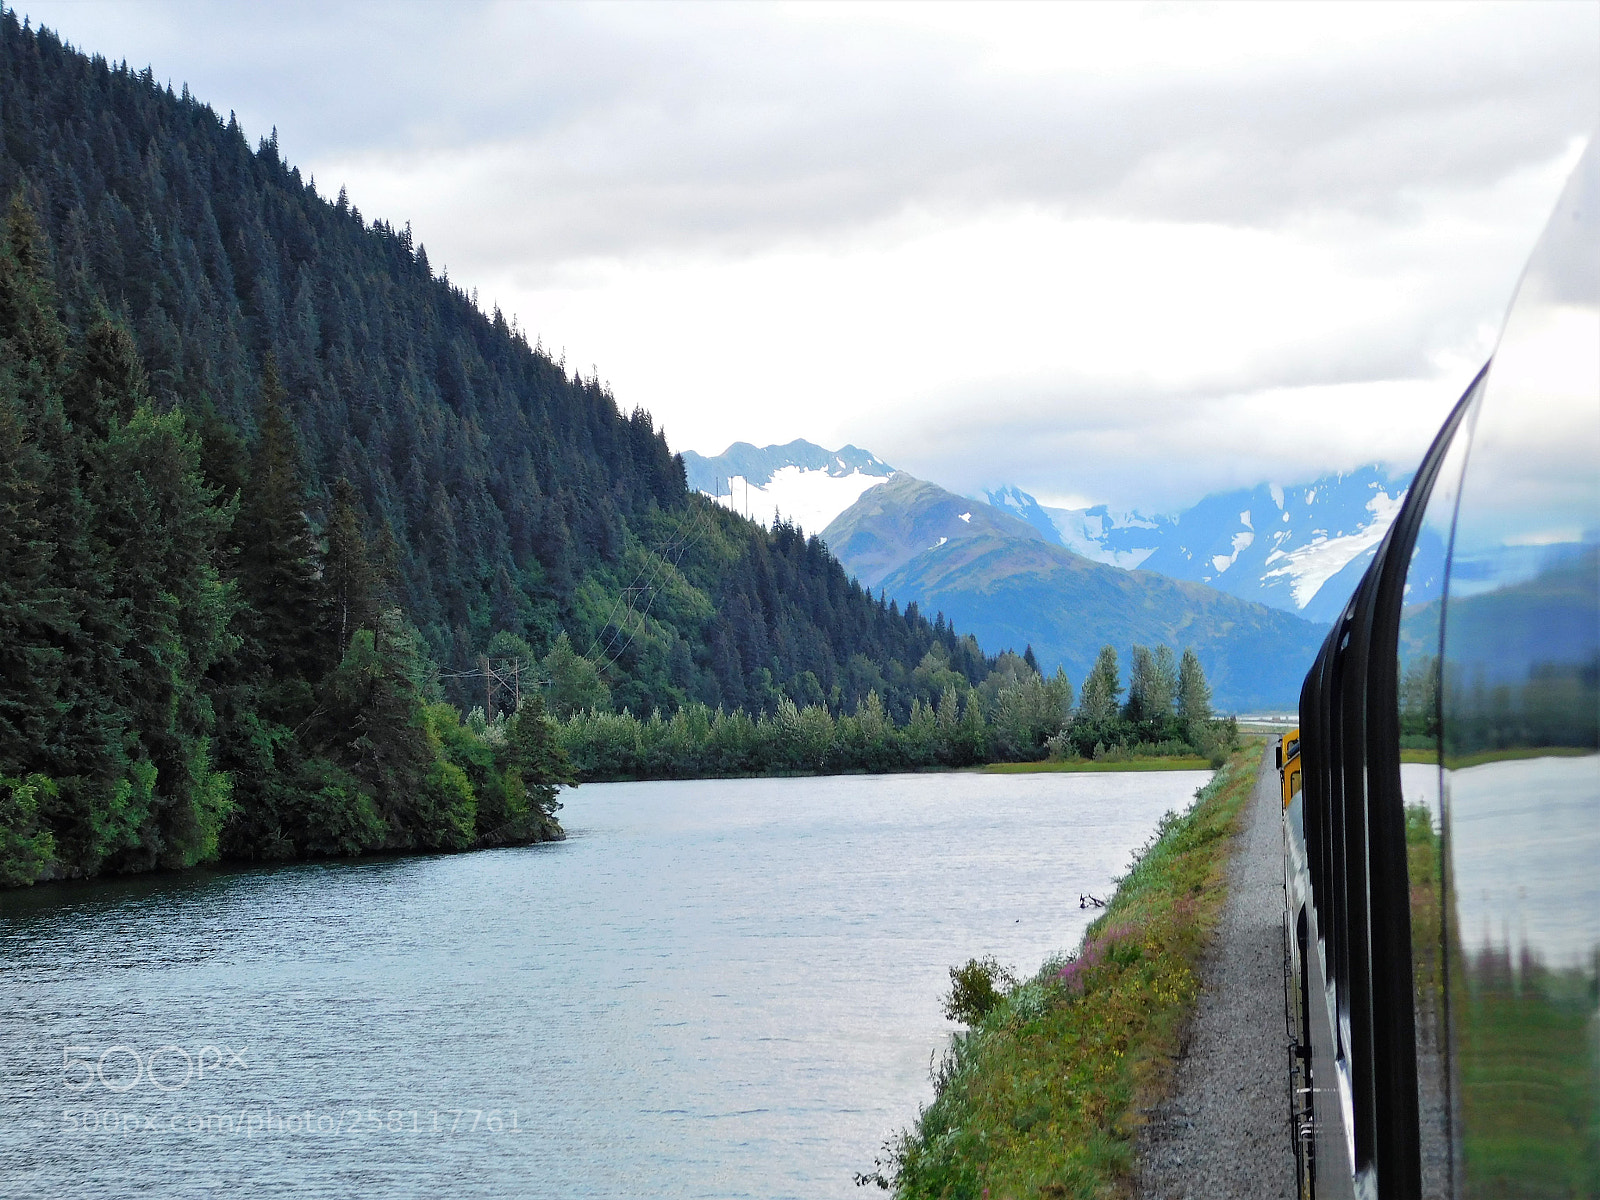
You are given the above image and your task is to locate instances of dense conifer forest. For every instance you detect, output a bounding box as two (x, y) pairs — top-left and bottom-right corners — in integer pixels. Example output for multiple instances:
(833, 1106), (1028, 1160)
(555, 643), (1233, 781)
(0, 14), (1002, 883)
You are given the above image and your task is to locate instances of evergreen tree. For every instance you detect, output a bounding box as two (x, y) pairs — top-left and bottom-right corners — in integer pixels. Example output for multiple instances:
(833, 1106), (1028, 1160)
(0, 291), (55, 784)
(234, 355), (321, 686)
(96, 401), (237, 868)
(315, 615), (468, 850)
(1178, 648), (1213, 734)
(323, 476), (377, 656)
(502, 692), (573, 797)
(64, 317), (144, 443)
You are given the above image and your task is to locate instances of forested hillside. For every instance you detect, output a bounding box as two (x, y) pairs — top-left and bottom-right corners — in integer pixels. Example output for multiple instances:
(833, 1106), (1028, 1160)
(0, 14), (996, 883)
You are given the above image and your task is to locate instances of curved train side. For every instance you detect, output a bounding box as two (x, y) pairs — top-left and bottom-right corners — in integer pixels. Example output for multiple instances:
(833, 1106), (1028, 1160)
(1279, 139), (1598, 1199)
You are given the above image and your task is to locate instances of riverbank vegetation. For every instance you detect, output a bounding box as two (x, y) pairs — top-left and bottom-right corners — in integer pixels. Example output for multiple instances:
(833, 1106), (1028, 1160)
(0, 200), (570, 885)
(554, 643), (1234, 781)
(861, 740), (1262, 1198)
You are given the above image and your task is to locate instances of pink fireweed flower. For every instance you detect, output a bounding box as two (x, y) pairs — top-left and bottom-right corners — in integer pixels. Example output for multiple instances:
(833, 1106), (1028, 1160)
(1056, 922), (1137, 992)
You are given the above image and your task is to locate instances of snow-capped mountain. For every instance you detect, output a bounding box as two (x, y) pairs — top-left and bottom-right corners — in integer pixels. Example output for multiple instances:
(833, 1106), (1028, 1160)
(681, 439), (896, 536)
(987, 487), (1173, 570)
(823, 474), (1324, 709)
(987, 466), (1426, 625)
(685, 435), (1424, 627)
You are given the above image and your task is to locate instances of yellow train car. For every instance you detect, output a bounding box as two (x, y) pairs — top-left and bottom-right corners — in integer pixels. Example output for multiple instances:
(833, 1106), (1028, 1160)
(1277, 728), (1300, 809)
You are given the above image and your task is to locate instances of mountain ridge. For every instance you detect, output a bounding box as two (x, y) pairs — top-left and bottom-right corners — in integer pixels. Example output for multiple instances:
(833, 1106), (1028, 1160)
(825, 475), (1326, 709)
(986, 465), (1419, 623)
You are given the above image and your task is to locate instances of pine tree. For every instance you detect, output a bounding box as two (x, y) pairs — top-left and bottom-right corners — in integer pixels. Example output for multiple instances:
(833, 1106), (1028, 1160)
(501, 691), (573, 822)
(543, 632), (611, 718)
(0, 195), (136, 872)
(316, 615), (451, 848)
(64, 316), (144, 442)
(0, 362), (53, 783)
(234, 354), (322, 686)
(97, 402), (237, 868)
(323, 476), (376, 656)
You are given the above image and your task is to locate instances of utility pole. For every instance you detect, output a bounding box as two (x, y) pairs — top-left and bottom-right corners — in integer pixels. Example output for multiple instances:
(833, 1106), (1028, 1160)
(481, 654), (492, 719)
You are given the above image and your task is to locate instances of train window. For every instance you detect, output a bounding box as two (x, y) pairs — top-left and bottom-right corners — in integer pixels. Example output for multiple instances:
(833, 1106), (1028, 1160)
(1396, 366), (1478, 1200)
(1438, 139), (1599, 1198)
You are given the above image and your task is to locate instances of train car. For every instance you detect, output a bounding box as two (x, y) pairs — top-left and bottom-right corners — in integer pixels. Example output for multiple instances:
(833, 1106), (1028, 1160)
(1282, 135), (1598, 1200)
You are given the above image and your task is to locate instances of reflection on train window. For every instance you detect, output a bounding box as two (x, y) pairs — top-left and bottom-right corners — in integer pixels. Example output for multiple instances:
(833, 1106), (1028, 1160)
(1397, 372), (1475, 1200)
(1439, 139), (1598, 1198)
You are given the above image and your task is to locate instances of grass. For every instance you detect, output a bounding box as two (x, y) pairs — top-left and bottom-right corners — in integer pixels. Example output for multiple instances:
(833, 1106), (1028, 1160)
(981, 758), (1214, 774)
(1409, 806), (1599, 1197)
(868, 739), (1264, 1199)
(1457, 959), (1600, 1198)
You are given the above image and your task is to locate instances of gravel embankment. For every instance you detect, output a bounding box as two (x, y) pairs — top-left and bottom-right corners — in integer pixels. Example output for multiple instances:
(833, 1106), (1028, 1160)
(1136, 742), (1297, 1200)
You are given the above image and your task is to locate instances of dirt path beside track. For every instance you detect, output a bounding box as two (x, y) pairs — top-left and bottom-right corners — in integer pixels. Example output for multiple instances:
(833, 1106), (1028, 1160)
(1136, 741), (1297, 1200)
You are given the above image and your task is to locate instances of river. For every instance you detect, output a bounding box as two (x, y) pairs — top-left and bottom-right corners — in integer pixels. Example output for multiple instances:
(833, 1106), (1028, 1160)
(0, 768), (1210, 1199)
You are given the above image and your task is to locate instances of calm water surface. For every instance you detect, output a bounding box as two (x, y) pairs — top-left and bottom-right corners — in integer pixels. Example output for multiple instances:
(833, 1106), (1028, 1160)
(0, 769), (1209, 1198)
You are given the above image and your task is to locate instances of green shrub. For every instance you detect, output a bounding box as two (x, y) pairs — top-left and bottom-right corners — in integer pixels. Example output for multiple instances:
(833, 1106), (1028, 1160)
(942, 956), (1017, 1026)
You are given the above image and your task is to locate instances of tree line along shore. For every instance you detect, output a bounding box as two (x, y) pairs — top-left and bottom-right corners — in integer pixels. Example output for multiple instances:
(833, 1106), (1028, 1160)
(540, 641), (1234, 781)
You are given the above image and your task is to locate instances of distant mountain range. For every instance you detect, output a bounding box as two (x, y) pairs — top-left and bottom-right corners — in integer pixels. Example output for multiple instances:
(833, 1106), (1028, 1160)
(987, 466), (1423, 624)
(684, 440), (1420, 627)
(821, 476), (1326, 711)
(680, 440), (895, 537)
(683, 439), (1424, 707)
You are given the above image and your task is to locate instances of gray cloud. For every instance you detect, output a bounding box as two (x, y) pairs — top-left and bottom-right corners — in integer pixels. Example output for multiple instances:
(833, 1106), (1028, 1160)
(20, 0), (1598, 513)
(24, 1), (1599, 271)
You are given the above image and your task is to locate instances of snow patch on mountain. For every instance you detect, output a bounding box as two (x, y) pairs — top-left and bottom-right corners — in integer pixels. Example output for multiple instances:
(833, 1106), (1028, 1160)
(987, 465), (1416, 623)
(986, 486), (1168, 569)
(710, 465), (892, 536)
(1261, 489), (1405, 607)
(1212, 530), (1255, 575)
(682, 439), (895, 536)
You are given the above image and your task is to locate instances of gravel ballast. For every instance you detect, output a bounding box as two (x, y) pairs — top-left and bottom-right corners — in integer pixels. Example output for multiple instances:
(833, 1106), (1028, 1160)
(1136, 742), (1298, 1200)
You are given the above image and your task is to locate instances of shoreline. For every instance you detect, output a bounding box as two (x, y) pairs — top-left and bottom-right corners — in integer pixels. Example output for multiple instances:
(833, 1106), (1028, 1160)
(872, 737), (1264, 1195)
(570, 755), (1215, 785)
(979, 756), (1213, 774)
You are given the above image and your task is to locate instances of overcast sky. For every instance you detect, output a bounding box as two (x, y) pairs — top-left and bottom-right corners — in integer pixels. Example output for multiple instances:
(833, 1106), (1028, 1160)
(21, 1), (1600, 510)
